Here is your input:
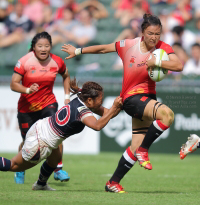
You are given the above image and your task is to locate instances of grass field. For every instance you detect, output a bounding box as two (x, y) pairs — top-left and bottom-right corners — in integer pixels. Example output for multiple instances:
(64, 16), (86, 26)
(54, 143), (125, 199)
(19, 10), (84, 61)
(0, 152), (199, 205)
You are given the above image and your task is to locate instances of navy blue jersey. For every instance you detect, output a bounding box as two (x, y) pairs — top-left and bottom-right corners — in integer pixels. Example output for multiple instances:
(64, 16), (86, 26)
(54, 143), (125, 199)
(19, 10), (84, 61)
(48, 97), (93, 139)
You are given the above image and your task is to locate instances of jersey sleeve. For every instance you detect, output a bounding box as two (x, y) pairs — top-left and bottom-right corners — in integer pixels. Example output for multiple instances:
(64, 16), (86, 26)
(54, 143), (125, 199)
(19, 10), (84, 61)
(77, 106), (94, 122)
(14, 60), (25, 76)
(115, 39), (127, 60)
(51, 54), (66, 75)
(156, 41), (174, 55)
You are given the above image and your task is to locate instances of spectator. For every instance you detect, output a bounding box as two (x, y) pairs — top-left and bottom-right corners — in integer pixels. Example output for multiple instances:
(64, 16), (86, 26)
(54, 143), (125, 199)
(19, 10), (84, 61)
(23, 0), (45, 26)
(172, 42), (189, 66)
(54, 0), (79, 20)
(164, 26), (197, 53)
(5, 3), (34, 34)
(66, 9), (97, 46)
(114, 0), (151, 20)
(0, 0), (9, 23)
(196, 18), (200, 43)
(0, 0), (9, 39)
(183, 43), (200, 75)
(40, 6), (54, 30)
(79, 0), (109, 20)
(0, 3), (34, 48)
(166, 0), (192, 30)
(191, 0), (200, 18)
(48, 7), (78, 46)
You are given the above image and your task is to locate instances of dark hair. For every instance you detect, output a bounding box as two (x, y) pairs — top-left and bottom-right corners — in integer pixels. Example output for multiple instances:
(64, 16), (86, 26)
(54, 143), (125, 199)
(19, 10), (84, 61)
(172, 42), (182, 48)
(70, 78), (103, 102)
(141, 14), (162, 32)
(29, 32), (52, 52)
(191, 43), (200, 48)
(172, 26), (184, 35)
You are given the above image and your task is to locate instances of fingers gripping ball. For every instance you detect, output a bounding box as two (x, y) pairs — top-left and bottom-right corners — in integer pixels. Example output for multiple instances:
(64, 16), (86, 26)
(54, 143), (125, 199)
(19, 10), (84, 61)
(148, 49), (169, 82)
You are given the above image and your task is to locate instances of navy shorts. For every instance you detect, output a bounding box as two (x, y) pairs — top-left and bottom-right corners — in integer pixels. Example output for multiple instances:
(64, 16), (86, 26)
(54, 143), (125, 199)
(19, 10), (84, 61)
(123, 94), (157, 120)
(17, 102), (58, 140)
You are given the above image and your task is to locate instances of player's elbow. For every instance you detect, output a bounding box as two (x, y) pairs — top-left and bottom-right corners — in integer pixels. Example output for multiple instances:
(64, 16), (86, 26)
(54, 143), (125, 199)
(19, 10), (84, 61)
(94, 124), (102, 131)
(10, 81), (15, 91)
(176, 62), (183, 72)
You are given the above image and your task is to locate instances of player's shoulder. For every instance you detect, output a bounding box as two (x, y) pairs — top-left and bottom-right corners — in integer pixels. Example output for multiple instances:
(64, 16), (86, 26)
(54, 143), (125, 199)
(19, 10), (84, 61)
(156, 40), (171, 50)
(116, 37), (139, 49)
(50, 53), (64, 67)
(18, 51), (34, 64)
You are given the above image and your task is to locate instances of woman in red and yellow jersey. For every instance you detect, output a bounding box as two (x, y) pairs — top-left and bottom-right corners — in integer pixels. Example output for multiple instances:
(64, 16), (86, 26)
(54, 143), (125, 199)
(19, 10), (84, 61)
(11, 32), (70, 184)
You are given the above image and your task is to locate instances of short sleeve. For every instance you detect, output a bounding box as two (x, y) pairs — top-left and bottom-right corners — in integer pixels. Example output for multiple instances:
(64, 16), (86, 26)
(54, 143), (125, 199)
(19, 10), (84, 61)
(51, 54), (66, 75)
(14, 60), (25, 76)
(77, 106), (94, 122)
(156, 41), (174, 55)
(115, 40), (126, 60)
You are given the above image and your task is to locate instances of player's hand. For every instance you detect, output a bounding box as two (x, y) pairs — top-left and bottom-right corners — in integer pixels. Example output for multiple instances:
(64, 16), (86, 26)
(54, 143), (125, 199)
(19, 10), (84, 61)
(61, 44), (76, 60)
(113, 96), (123, 109)
(146, 54), (156, 69)
(64, 99), (70, 105)
(29, 83), (39, 93)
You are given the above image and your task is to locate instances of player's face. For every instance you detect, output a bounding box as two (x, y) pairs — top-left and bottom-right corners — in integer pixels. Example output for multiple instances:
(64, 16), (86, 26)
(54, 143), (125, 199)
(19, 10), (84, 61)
(87, 92), (103, 112)
(143, 25), (161, 49)
(33, 38), (51, 61)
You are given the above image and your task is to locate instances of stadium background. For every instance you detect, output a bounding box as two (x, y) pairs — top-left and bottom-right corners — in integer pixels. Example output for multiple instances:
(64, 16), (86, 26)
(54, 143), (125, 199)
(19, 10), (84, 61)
(0, 0), (200, 154)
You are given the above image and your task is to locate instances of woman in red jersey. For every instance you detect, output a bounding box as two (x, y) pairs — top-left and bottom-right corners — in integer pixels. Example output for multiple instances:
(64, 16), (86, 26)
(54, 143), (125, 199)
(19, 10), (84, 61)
(61, 14), (183, 193)
(10, 32), (70, 184)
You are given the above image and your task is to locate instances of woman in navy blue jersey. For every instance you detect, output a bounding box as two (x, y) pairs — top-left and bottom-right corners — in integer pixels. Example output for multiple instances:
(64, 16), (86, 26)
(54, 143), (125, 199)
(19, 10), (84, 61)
(0, 78), (122, 191)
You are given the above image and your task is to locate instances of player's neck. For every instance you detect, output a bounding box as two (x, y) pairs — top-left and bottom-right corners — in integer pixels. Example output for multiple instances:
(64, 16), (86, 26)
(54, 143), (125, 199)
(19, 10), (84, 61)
(140, 41), (153, 53)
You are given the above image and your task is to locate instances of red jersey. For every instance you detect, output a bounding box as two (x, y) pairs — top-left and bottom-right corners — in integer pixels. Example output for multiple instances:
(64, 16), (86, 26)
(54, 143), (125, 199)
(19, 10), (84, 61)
(14, 52), (66, 113)
(116, 37), (174, 101)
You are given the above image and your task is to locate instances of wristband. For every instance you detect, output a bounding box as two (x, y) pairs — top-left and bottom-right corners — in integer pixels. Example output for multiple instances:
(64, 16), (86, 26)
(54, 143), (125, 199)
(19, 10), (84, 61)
(75, 48), (82, 56)
(155, 58), (161, 67)
(26, 88), (30, 94)
(65, 94), (70, 100)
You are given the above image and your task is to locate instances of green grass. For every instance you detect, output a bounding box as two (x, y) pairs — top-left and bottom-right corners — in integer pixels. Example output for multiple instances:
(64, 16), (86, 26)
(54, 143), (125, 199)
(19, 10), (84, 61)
(0, 152), (200, 205)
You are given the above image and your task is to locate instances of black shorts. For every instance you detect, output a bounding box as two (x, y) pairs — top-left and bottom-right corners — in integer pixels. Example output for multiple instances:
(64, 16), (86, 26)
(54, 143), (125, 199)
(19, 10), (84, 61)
(123, 94), (157, 120)
(17, 102), (58, 140)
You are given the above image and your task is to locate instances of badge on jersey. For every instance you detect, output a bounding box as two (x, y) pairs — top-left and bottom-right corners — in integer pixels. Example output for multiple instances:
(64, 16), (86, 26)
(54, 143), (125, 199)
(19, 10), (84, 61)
(120, 40), (125, 47)
(77, 106), (87, 113)
(15, 61), (21, 68)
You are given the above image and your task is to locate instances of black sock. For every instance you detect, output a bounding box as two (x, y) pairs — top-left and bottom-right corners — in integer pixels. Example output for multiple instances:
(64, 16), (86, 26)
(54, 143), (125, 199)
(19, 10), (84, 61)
(37, 161), (56, 186)
(0, 157), (11, 171)
(140, 120), (168, 150)
(109, 147), (137, 183)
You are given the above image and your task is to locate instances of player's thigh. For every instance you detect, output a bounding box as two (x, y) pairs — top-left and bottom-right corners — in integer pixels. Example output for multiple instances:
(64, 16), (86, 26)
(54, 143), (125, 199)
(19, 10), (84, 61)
(123, 94), (156, 121)
(130, 118), (153, 152)
(142, 99), (173, 121)
(46, 146), (62, 168)
(41, 102), (58, 118)
(17, 111), (39, 140)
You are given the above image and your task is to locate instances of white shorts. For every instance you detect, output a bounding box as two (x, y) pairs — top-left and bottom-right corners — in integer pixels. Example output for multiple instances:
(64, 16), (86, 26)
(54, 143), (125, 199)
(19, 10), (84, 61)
(22, 121), (52, 164)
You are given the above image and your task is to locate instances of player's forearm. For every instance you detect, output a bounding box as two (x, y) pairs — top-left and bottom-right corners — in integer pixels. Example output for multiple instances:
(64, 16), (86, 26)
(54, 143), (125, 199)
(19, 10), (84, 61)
(161, 60), (183, 72)
(10, 82), (28, 94)
(95, 106), (117, 130)
(63, 72), (70, 95)
(82, 44), (115, 54)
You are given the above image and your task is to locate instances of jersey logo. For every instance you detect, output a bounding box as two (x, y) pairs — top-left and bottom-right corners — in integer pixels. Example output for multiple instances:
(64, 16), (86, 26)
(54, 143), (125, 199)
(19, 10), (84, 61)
(29, 66), (36, 74)
(56, 105), (70, 126)
(137, 61), (146, 67)
(77, 106), (87, 113)
(15, 61), (21, 68)
(50, 67), (57, 72)
(120, 40), (125, 47)
(140, 96), (148, 102)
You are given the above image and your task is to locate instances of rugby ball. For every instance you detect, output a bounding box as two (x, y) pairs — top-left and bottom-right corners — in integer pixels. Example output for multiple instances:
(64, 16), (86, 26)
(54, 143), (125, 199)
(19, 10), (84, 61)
(148, 49), (169, 82)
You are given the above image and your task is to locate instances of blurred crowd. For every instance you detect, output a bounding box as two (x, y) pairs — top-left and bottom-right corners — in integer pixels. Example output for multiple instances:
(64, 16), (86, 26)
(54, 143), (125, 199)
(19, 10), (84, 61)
(0, 0), (199, 77)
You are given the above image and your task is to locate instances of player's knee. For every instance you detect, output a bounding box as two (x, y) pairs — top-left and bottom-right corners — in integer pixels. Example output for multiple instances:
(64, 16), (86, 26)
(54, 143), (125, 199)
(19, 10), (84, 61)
(160, 108), (174, 126)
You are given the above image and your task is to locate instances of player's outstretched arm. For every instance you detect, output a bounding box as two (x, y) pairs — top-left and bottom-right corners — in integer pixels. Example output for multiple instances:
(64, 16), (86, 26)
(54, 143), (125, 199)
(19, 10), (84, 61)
(61, 43), (116, 60)
(83, 96), (122, 131)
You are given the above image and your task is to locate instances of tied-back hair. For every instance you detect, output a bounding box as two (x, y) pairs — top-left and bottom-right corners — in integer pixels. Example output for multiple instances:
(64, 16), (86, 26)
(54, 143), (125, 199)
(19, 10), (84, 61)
(141, 13), (162, 32)
(29, 32), (52, 52)
(70, 78), (103, 102)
